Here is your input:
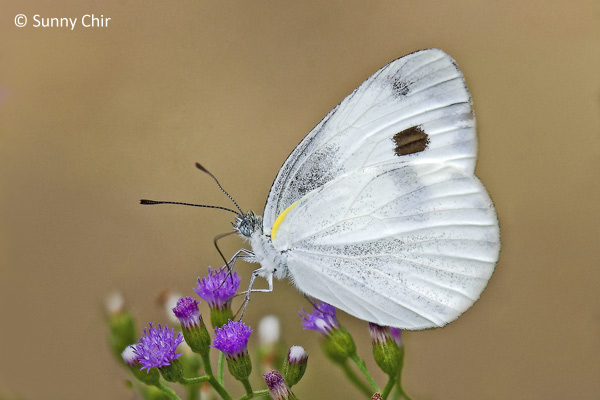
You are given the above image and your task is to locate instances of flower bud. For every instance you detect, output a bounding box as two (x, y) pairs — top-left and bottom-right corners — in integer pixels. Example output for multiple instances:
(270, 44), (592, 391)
(258, 315), (281, 346)
(257, 315), (285, 372)
(282, 346), (308, 387)
(264, 370), (297, 400)
(172, 297), (211, 356)
(105, 292), (136, 361)
(321, 326), (357, 363)
(368, 323), (403, 376)
(105, 291), (125, 315)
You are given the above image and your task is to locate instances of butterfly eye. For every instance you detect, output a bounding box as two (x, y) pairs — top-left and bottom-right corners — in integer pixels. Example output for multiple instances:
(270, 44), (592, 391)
(234, 211), (262, 238)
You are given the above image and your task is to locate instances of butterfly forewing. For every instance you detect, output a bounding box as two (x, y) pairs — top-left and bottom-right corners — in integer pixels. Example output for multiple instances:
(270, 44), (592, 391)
(263, 49), (477, 232)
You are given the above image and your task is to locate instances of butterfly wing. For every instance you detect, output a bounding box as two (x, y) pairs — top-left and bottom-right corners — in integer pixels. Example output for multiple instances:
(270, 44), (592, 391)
(263, 49), (477, 233)
(272, 163), (500, 329)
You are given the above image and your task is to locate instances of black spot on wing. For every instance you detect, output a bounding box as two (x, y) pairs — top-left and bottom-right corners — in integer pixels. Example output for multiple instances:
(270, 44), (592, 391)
(392, 126), (429, 156)
(392, 78), (411, 97)
(287, 142), (342, 198)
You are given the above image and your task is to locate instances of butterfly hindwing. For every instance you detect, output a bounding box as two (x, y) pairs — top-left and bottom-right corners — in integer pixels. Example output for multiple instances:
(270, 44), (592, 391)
(271, 163), (500, 329)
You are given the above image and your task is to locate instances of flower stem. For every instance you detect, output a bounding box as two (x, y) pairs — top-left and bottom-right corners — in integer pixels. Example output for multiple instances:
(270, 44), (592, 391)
(237, 390), (270, 400)
(201, 352), (214, 376)
(396, 351), (411, 400)
(194, 352), (233, 400)
(339, 360), (372, 396)
(241, 378), (253, 396)
(350, 353), (380, 392)
(397, 385), (412, 400)
(155, 381), (182, 400)
(218, 352), (225, 384)
(178, 369), (233, 399)
(382, 375), (397, 400)
(180, 376), (210, 385)
(208, 375), (234, 400)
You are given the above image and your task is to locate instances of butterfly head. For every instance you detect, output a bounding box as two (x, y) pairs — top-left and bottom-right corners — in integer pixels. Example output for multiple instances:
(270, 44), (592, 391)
(233, 211), (263, 239)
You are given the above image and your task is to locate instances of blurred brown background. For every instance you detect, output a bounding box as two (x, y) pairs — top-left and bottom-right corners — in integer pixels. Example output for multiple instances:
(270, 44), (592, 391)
(1, 1), (599, 399)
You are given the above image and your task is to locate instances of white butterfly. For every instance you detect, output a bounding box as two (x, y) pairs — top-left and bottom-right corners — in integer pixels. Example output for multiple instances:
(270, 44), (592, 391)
(227, 49), (501, 330)
(146, 49), (500, 330)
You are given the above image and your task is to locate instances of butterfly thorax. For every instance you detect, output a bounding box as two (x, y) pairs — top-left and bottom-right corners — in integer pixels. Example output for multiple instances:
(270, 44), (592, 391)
(233, 211), (288, 280)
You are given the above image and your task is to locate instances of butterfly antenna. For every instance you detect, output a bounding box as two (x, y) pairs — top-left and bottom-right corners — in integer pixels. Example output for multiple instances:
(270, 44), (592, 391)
(139, 199), (241, 216)
(195, 162), (244, 215)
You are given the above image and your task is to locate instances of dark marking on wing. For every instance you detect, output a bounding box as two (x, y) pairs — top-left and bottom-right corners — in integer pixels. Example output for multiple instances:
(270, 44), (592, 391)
(287, 142), (342, 198)
(392, 78), (411, 97)
(392, 126), (429, 156)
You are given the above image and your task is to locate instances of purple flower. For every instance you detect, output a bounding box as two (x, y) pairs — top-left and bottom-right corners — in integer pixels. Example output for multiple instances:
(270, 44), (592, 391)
(299, 301), (339, 335)
(134, 323), (184, 372)
(300, 302), (356, 360)
(212, 320), (252, 359)
(264, 370), (295, 400)
(390, 327), (402, 347)
(194, 267), (241, 310)
(368, 323), (394, 345)
(172, 296), (202, 330)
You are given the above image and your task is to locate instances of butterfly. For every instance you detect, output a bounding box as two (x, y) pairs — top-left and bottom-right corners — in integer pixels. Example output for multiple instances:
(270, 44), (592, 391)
(145, 49), (500, 330)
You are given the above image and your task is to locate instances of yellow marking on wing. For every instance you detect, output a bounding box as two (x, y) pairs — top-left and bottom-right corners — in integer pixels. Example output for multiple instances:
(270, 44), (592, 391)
(271, 200), (300, 240)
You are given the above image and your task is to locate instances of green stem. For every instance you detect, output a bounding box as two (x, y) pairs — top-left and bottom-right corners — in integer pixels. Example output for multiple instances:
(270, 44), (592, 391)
(155, 381), (182, 400)
(208, 375), (234, 400)
(237, 390), (270, 400)
(192, 352), (233, 400)
(382, 375), (397, 400)
(350, 353), (380, 392)
(339, 361), (372, 396)
(396, 352), (411, 400)
(218, 352), (225, 384)
(397, 386), (412, 400)
(201, 352), (214, 376)
(180, 376), (209, 385)
(241, 378), (253, 396)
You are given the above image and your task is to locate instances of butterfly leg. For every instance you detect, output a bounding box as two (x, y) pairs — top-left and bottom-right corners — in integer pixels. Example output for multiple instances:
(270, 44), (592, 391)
(218, 248), (254, 271)
(213, 248), (256, 293)
(236, 269), (273, 320)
